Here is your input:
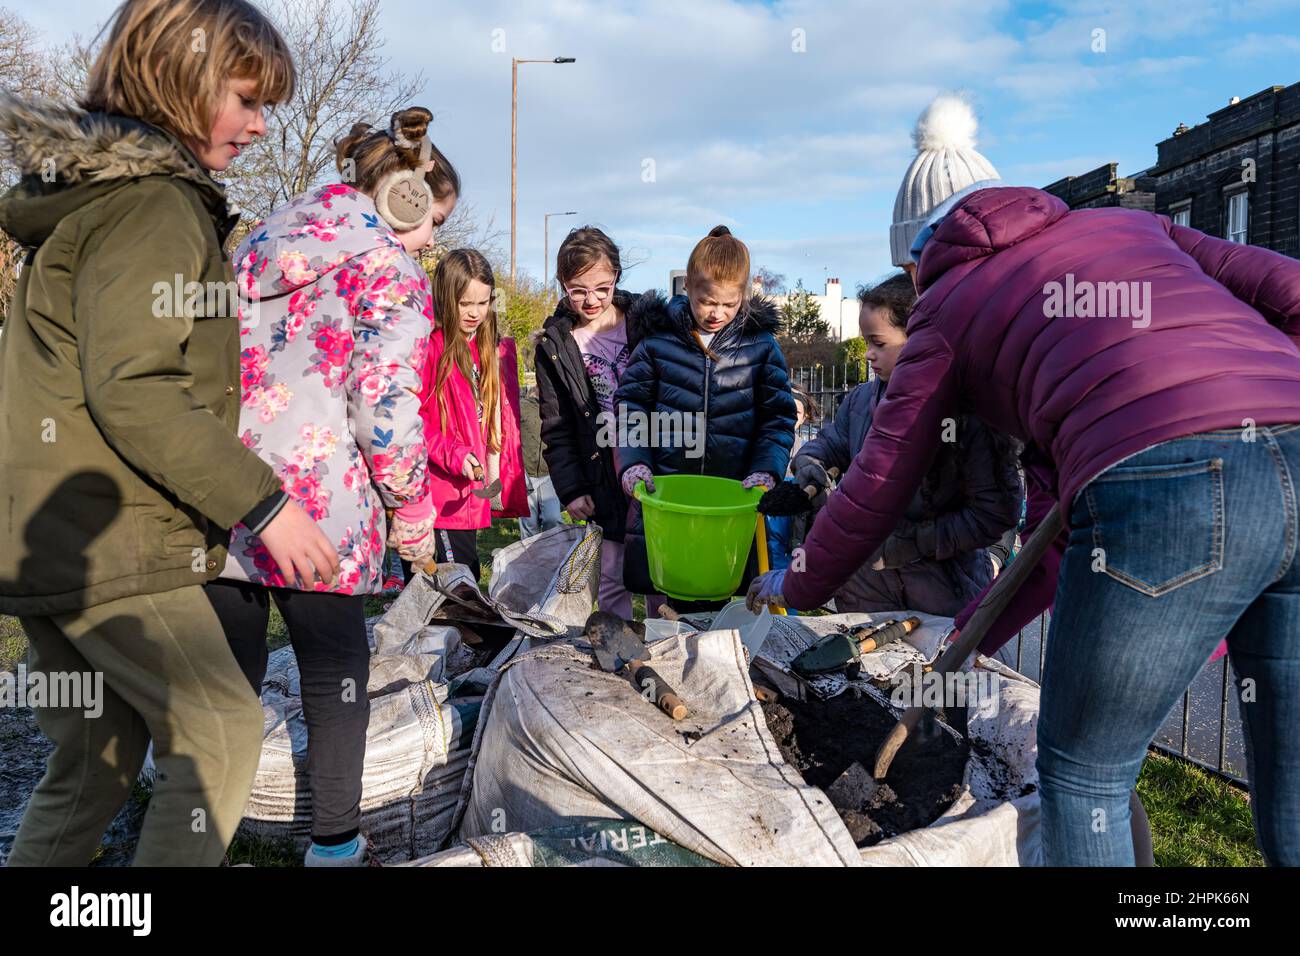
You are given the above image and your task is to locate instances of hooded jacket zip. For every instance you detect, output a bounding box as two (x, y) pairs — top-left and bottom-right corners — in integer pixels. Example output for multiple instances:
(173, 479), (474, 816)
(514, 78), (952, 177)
(700, 350), (711, 474)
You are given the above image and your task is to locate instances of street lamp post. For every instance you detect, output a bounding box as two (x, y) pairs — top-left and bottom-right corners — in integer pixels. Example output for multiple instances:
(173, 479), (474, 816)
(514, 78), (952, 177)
(511, 56), (575, 286)
(544, 210), (578, 298)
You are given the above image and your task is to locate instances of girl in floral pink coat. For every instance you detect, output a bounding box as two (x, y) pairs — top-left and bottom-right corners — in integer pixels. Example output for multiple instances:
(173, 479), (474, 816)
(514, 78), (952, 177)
(205, 108), (460, 867)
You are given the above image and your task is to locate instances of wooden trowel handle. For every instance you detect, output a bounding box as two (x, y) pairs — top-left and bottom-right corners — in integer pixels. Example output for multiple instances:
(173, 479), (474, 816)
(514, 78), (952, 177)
(857, 616), (921, 654)
(629, 661), (688, 720)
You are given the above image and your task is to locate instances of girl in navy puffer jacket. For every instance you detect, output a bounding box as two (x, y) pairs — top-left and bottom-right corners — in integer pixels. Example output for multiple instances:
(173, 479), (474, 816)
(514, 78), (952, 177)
(615, 226), (796, 605)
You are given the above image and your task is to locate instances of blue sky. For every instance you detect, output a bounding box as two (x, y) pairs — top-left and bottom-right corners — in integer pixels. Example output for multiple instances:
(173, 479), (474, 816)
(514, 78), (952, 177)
(25, 0), (1300, 294)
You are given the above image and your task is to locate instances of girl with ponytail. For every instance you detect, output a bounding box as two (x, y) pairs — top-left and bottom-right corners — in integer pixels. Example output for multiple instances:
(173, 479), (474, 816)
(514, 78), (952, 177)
(203, 106), (459, 866)
(615, 225), (797, 611)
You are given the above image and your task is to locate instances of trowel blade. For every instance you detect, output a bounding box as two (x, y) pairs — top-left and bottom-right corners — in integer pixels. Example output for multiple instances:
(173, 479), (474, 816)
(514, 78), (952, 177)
(791, 632), (859, 676)
(470, 478), (502, 499)
(585, 610), (640, 672)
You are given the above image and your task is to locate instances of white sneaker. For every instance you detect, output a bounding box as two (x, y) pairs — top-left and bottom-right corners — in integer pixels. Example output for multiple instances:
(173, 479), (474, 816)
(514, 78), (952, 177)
(304, 833), (369, 867)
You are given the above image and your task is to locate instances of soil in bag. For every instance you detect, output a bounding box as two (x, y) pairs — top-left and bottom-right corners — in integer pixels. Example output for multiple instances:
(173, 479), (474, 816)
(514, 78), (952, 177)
(761, 688), (965, 847)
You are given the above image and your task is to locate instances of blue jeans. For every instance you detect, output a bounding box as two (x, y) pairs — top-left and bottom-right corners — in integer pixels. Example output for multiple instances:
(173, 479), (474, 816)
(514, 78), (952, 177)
(1038, 425), (1300, 866)
(518, 474), (563, 539)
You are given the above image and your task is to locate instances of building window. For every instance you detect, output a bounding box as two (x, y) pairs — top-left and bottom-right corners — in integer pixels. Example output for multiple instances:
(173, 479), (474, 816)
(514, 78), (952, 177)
(1226, 191), (1249, 244)
(1170, 200), (1191, 227)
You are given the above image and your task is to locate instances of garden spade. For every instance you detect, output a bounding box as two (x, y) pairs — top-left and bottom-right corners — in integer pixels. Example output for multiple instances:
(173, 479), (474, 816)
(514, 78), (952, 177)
(873, 503), (1064, 780)
(584, 611), (688, 720)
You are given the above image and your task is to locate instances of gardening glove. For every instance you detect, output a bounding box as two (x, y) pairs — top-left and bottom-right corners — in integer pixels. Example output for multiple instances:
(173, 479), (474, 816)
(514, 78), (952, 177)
(622, 464), (655, 498)
(742, 471), (777, 491)
(745, 568), (787, 613)
(793, 457), (832, 508)
(388, 496), (436, 566)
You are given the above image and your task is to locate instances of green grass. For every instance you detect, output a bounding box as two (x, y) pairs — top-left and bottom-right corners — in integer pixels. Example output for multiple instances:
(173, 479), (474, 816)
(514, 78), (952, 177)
(224, 834), (301, 868)
(1136, 752), (1263, 867)
(1, 613), (26, 672)
(476, 519), (521, 590)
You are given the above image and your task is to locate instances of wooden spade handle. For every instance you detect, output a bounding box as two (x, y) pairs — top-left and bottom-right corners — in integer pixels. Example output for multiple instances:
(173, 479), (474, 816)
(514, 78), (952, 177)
(801, 465), (842, 500)
(630, 661), (688, 720)
(873, 504), (1064, 780)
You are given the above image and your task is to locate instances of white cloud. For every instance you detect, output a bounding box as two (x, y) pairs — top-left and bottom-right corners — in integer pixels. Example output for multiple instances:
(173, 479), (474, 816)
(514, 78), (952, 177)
(1224, 33), (1300, 58)
(27, 0), (1300, 292)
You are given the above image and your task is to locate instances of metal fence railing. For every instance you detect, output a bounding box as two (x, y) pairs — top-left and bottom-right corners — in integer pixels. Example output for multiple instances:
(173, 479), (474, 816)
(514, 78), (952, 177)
(789, 364), (868, 443)
(995, 613), (1248, 786)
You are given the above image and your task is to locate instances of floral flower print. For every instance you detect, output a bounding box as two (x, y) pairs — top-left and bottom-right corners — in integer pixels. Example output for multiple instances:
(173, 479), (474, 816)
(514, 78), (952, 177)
(288, 213), (350, 242)
(309, 320), (355, 389)
(277, 251), (318, 286)
(223, 184), (431, 595)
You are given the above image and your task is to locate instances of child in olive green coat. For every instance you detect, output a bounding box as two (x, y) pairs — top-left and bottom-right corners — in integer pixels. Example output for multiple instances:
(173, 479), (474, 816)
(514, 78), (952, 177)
(0, 0), (328, 866)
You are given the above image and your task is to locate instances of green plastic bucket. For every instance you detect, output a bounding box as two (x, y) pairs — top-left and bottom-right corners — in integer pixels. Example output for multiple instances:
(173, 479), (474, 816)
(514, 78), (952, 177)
(634, 475), (762, 602)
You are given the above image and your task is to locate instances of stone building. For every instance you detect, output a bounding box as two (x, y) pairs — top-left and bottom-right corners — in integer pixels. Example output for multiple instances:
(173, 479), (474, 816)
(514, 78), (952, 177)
(1044, 163), (1155, 212)
(1045, 82), (1300, 258)
(1150, 83), (1300, 256)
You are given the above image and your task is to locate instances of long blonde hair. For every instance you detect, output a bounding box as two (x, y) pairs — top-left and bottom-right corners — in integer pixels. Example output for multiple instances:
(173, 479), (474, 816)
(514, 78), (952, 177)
(81, 0), (295, 144)
(430, 249), (502, 452)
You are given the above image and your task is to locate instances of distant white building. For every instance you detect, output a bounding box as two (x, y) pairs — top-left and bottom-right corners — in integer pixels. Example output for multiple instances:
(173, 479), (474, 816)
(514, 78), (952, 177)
(759, 276), (861, 342)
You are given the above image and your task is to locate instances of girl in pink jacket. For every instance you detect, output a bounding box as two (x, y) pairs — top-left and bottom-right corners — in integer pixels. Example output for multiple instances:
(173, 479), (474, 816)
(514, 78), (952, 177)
(413, 248), (528, 582)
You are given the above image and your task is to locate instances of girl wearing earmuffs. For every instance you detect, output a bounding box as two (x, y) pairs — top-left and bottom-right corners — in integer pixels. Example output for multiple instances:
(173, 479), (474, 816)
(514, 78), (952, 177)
(203, 107), (459, 866)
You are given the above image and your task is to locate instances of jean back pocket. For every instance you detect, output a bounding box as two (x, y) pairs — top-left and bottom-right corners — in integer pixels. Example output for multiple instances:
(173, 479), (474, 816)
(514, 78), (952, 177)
(1082, 457), (1225, 597)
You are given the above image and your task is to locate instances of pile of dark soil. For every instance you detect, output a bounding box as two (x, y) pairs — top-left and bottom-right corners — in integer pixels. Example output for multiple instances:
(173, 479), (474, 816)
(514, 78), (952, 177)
(761, 689), (966, 846)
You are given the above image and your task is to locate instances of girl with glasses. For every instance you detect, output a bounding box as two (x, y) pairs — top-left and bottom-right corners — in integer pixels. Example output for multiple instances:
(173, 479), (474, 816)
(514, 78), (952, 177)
(535, 226), (656, 618)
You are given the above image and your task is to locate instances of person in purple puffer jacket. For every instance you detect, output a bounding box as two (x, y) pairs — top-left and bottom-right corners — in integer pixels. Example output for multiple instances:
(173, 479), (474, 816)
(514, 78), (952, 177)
(751, 176), (1300, 866)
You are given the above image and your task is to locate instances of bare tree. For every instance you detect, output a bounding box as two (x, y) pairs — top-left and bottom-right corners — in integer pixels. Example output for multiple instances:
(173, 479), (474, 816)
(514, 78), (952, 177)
(0, 7), (45, 99)
(0, 7), (54, 324)
(228, 0), (425, 222)
(44, 33), (95, 104)
(754, 267), (786, 295)
(426, 203), (504, 264)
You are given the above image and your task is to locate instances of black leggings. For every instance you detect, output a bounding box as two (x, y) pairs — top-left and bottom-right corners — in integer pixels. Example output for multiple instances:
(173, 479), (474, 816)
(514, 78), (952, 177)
(203, 579), (369, 844)
(401, 527), (481, 584)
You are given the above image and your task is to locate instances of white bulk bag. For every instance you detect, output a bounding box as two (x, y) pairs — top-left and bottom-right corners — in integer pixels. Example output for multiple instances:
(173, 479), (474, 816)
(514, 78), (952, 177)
(238, 624), (480, 862)
(455, 611), (1043, 866)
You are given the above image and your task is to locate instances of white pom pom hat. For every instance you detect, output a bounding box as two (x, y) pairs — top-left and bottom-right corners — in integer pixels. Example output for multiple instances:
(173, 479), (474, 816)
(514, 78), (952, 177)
(890, 93), (1001, 266)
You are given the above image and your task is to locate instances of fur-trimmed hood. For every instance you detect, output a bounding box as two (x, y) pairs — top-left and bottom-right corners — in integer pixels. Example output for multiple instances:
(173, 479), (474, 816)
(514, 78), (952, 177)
(638, 291), (783, 347)
(0, 93), (229, 248)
